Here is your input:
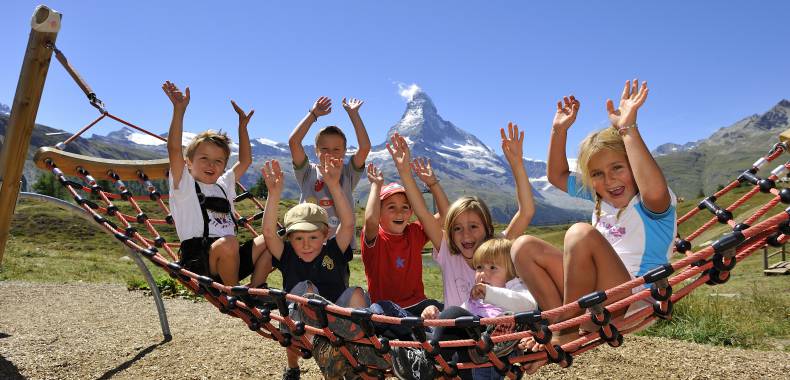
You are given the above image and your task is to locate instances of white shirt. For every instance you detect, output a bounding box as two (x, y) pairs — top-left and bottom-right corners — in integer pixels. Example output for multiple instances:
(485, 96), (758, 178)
(168, 164), (237, 242)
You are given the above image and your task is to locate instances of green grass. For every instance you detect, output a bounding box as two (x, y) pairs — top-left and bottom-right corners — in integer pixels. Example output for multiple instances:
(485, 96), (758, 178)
(2, 188), (789, 351)
(639, 184), (790, 351)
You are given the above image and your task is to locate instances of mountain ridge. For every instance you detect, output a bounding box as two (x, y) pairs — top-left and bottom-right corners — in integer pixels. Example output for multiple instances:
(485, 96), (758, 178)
(653, 99), (790, 197)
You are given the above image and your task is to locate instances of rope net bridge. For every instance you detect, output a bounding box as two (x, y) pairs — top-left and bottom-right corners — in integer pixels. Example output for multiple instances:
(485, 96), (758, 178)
(24, 43), (790, 380)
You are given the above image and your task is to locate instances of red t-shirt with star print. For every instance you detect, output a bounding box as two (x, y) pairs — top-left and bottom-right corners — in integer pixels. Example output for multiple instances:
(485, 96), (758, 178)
(361, 222), (428, 308)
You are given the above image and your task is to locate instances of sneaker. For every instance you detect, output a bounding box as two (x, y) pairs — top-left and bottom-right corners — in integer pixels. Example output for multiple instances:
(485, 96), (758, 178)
(313, 336), (353, 380)
(391, 346), (435, 380)
(282, 366), (301, 380)
(297, 293), (365, 341)
(349, 342), (389, 369)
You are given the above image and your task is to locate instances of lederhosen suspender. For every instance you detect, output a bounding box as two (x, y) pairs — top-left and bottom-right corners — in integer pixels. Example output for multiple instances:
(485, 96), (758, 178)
(194, 181), (237, 249)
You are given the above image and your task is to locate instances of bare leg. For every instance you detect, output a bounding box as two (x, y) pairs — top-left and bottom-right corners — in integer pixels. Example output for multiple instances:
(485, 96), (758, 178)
(511, 235), (564, 314)
(286, 349), (300, 370)
(209, 236), (240, 285)
(562, 223), (631, 321)
(249, 235), (272, 288)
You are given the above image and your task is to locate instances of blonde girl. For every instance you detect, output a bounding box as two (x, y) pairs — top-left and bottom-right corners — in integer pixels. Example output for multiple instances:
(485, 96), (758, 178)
(511, 80), (677, 352)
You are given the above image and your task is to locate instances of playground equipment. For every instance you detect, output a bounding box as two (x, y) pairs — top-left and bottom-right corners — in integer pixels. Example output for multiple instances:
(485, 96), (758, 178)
(3, 5), (790, 379)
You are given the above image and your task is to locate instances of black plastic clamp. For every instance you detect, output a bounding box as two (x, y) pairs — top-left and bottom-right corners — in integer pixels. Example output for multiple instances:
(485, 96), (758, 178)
(644, 263), (674, 284)
(675, 239), (692, 253)
(578, 291), (607, 309)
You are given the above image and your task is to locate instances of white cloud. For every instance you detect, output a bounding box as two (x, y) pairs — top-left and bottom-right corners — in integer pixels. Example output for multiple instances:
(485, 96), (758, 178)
(397, 83), (421, 102)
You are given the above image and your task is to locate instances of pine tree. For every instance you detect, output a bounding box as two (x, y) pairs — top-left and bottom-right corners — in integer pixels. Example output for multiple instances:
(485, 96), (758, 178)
(249, 176), (268, 198)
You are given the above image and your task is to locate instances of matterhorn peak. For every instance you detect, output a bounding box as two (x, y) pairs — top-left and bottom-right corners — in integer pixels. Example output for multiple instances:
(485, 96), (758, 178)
(400, 84), (438, 117)
(389, 84), (462, 144)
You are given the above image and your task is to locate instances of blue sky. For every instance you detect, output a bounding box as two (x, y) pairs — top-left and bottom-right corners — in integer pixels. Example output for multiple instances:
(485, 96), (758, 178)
(2, 1), (789, 160)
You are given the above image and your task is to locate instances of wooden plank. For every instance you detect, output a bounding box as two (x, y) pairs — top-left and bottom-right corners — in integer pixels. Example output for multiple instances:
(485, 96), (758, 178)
(33, 147), (170, 181)
(0, 6), (62, 264)
(764, 261), (789, 275)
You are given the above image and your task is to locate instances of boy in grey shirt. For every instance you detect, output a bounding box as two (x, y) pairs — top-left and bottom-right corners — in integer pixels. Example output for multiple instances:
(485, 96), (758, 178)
(288, 96), (371, 243)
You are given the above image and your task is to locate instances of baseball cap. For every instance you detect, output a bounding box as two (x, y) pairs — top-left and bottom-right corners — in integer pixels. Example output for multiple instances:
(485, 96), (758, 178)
(284, 203), (329, 234)
(379, 182), (406, 201)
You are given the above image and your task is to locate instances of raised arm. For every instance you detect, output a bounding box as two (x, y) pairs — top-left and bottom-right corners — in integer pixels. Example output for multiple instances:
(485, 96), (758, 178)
(320, 157), (354, 251)
(288, 96), (332, 167)
(364, 163), (384, 244)
(547, 95), (580, 192)
(231, 100), (254, 180)
(501, 123), (535, 239)
(343, 97), (371, 169)
(386, 133), (444, 248)
(606, 79), (670, 213)
(411, 157), (450, 223)
(162, 81), (189, 187)
(261, 160), (285, 260)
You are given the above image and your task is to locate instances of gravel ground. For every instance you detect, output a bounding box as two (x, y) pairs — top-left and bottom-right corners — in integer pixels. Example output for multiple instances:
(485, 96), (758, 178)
(0, 281), (788, 380)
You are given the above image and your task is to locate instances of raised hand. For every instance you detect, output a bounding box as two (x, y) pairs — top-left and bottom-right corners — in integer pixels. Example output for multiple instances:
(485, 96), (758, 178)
(319, 156), (343, 186)
(470, 283), (487, 300)
(162, 81), (190, 111)
(311, 96), (332, 118)
(366, 163), (384, 186)
(501, 122), (525, 166)
(231, 100), (254, 128)
(385, 133), (412, 173)
(552, 95), (580, 132)
(607, 79), (649, 130)
(411, 157), (438, 186)
(342, 97), (364, 114)
(261, 160), (284, 194)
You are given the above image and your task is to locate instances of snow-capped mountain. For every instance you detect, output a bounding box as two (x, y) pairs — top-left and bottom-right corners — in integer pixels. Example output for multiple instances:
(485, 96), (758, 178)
(362, 88), (590, 224)
(71, 89), (591, 224)
(0, 102), (10, 116)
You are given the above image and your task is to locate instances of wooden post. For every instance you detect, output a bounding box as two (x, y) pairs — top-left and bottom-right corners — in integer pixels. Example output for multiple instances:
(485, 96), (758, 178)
(0, 5), (62, 264)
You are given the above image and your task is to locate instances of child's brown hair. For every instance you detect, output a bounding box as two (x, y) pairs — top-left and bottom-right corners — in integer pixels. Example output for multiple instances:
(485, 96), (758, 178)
(444, 196), (495, 255)
(314, 125), (347, 148)
(185, 130), (232, 161)
(472, 238), (516, 281)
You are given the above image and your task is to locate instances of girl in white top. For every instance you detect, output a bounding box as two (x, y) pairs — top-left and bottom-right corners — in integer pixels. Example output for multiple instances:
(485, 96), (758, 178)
(511, 80), (676, 356)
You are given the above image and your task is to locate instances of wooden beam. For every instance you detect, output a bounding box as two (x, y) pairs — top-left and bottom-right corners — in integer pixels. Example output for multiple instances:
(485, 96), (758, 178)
(34, 147), (170, 181)
(0, 5), (62, 264)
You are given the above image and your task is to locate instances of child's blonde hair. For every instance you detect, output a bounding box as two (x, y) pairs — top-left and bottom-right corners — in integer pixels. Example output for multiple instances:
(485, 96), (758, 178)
(185, 130), (232, 161)
(472, 238), (516, 281)
(577, 126), (630, 220)
(444, 196), (495, 255)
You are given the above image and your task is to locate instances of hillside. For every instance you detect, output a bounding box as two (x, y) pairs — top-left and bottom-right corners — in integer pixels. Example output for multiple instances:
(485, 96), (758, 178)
(655, 99), (790, 198)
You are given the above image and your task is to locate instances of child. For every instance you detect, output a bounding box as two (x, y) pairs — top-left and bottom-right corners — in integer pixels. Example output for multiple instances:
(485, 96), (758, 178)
(261, 158), (370, 380)
(511, 81), (677, 356)
(392, 238), (537, 380)
(361, 159), (448, 318)
(162, 81), (270, 288)
(288, 96), (371, 245)
(411, 123), (536, 320)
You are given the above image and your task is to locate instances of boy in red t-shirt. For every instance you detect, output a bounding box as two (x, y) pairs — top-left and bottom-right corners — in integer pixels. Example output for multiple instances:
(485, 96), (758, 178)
(361, 152), (449, 317)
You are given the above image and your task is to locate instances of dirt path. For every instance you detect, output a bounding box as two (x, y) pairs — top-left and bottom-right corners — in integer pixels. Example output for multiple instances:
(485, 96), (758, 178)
(0, 281), (787, 379)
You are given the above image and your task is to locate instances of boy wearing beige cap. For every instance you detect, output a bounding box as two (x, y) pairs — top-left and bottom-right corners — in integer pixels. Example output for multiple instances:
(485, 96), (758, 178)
(261, 157), (371, 379)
